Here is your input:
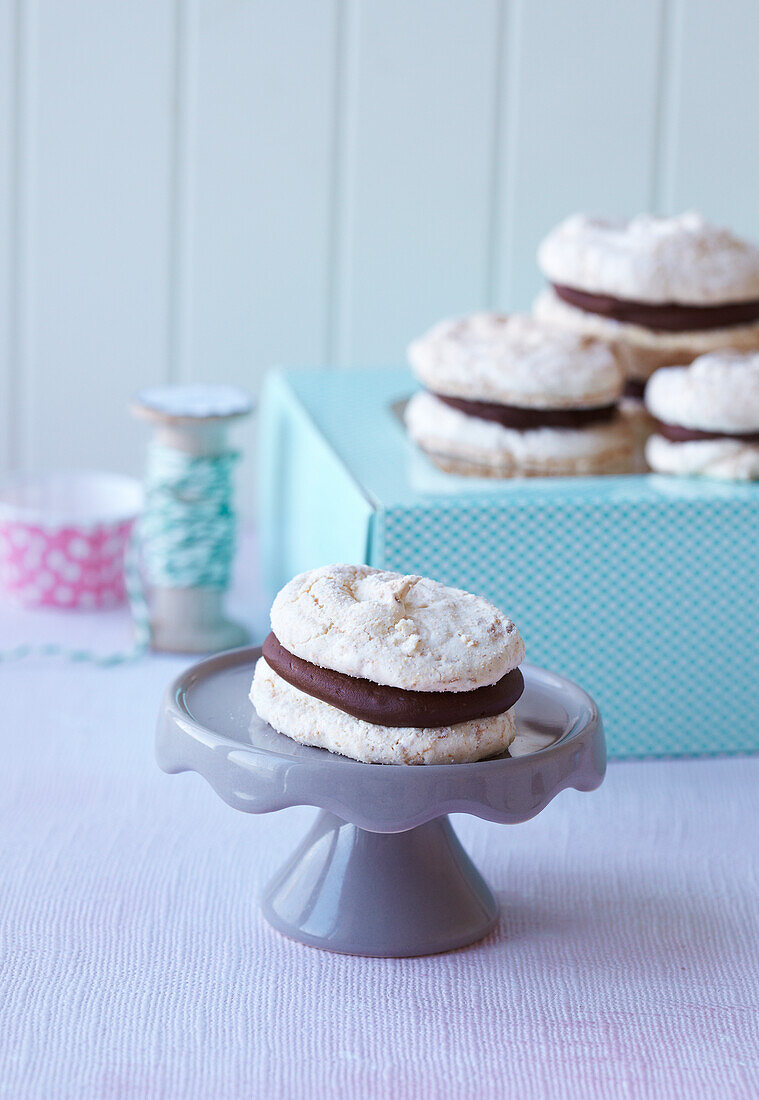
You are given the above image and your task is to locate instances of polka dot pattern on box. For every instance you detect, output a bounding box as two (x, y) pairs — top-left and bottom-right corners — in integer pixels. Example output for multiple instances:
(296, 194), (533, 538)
(0, 520), (134, 609)
(378, 491), (759, 759)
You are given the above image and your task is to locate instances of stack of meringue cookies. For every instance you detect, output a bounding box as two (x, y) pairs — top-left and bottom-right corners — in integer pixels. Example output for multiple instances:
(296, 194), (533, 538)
(250, 214), (759, 769)
(406, 211), (759, 481)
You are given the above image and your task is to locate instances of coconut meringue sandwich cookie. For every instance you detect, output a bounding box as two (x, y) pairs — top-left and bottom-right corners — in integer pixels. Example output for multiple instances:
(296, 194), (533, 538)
(645, 350), (759, 480)
(250, 564), (525, 765)
(405, 312), (633, 476)
(535, 212), (759, 396)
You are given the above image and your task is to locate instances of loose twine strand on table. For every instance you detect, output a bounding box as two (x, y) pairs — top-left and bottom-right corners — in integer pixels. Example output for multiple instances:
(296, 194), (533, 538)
(1, 445), (239, 665)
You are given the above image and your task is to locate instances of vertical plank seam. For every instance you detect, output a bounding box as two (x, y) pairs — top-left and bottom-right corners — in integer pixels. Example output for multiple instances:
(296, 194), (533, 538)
(7, 0), (20, 468)
(484, 0), (507, 310)
(2, 0), (19, 470)
(166, 0), (184, 384)
(12, 0), (36, 469)
(324, 0), (345, 368)
(649, 0), (670, 213)
(495, 0), (523, 311)
(329, 0), (360, 369)
(653, 0), (684, 214)
(167, 0), (198, 384)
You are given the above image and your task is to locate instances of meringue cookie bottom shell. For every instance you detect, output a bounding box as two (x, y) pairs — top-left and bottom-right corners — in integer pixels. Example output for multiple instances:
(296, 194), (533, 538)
(405, 391), (634, 477)
(251, 658), (517, 765)
(534, 287), (759, 382)
(646, 435), (759, 480)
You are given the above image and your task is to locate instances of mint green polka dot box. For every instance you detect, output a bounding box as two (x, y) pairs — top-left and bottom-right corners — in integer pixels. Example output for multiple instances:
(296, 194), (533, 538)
(259, 367), (759, 758)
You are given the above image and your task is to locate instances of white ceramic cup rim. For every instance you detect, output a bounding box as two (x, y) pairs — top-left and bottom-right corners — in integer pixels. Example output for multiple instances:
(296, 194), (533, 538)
(0, 470), (143, 528)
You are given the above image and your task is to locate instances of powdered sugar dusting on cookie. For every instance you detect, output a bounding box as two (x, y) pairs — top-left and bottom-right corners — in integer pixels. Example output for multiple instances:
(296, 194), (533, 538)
(538, 212), (759, 305)
(408, 312), (623, 408)
(270, 564), (524, 692)
(645, 350), (759, 432)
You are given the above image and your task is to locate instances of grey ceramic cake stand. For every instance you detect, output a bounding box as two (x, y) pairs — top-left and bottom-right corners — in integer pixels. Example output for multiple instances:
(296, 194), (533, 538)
(156, 646), (605, 957)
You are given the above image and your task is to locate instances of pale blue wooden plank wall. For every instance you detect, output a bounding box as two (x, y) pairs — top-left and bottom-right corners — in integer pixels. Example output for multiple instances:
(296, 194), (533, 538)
(1, 0), (758, 499)
(496, 0), (663, 309)
(185, 0), (338, 492)
(0, 0), (12, 470)
(334, 0), (500, 367)
(16, 0), (175, 477)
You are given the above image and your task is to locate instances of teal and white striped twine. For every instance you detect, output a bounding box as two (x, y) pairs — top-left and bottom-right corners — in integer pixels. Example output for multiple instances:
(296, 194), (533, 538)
(140, 444), (238, 589)
(2, 444), (239, 665)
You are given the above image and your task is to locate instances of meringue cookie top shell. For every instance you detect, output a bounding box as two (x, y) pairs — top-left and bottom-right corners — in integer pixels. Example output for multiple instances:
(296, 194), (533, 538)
(269, 564), (525, 692)
(645, 350), (759, 432)
(538, 212), (759, 305)
(408, 312), (623, 409)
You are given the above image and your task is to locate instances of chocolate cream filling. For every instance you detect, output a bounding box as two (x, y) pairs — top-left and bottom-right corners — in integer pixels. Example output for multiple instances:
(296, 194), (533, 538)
(654, 420), (759, 444)
(623, 379), (647, 402)
(552, 283), (759, 333)
(433, 392), (617, 430)
(262, 632), (524, 729)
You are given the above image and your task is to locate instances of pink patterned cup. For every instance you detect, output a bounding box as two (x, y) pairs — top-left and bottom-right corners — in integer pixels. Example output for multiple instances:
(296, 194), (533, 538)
(0, 471), (143, 609)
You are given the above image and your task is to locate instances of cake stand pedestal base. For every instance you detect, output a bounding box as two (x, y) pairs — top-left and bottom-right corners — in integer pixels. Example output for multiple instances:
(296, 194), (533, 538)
(156, 646), (606, 957)
(261, 811), (497, 957)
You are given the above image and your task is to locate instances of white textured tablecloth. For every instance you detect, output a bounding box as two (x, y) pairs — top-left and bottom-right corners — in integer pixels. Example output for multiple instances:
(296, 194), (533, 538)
(1, 537), (758, 1100)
